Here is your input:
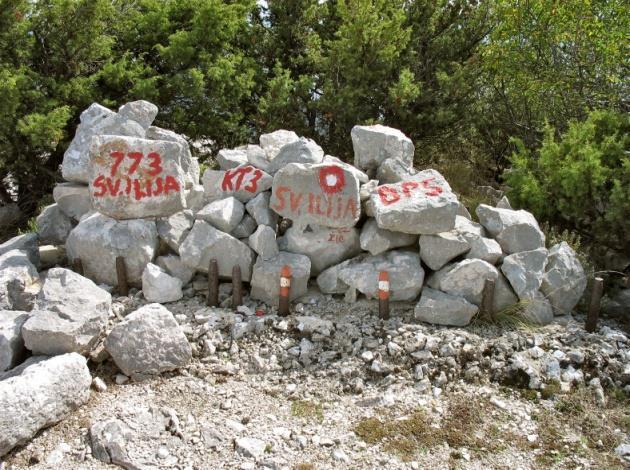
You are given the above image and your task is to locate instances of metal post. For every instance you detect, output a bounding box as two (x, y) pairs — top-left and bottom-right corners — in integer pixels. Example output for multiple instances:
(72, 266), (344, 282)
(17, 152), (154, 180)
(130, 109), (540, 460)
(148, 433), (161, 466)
(586, 277), (604, 333)
(232, 265), (242, 308)
(207, 259), (219, 307)
(116, 256), (128, 296)
(378, 271), (390, 320)
(278, 265), (291, 316)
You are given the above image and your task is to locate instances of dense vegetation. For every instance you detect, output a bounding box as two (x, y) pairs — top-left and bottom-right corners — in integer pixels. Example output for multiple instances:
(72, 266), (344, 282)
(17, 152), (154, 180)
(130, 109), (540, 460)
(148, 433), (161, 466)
(0, 0), (628, 256)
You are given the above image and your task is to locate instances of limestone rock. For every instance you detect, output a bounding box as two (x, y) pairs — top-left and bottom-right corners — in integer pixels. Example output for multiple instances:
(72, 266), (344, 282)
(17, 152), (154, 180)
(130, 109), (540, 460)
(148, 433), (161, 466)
(88, 135), (187, 219)
(360, 180), (379, 202)
(156, 210), (194, 252)
(179, 220), (255, 281)
(142, 263), (183, 303)
(323, 155), (369, 184)
(66, 213), (158, 287)
(185, 184), (205, 211)
(370, 169), (459, 234)
(540, 242), (587, 315)
(22, 268), (111, 355)
(476, 204), (545, 254)
(316, 257), (367, 294)
(248, 225), (279, 261)
(520, 291), (554, 325)
(245, 192), (279, 229)
(250, 252), (311, 306)
(196, 197), (245, 233)
(419, 231), (470, 271)
(0, 310), (29, 371)
(494, 273), (520, 312)
(259, 129), (299, 161)
(246, 144), (271, 172)
(231, 214), (258, 239)
(216, 149), (248, 170)
(360, 219), (417, 256)
(496, 196), (512, 210)
(202, 166), (273, 203)
(270, 163), (360, 228)
(428, 259), (499, 306)
(90, 419), (134, 466)
(53, 183), (92, 221)
(376, 157), (416, 184)
(36, 204), (74, 245)
(414, 287), (478, 326)
(351, 125), (414, 172)
(105, 303), (192, 378)
(267, 137), (324, 174)
(501, 248), (548, 300)
(0, 233), (40, 268)
(464, 236), (503, 265)
(155, 255), (195, 285)
(0, 353), (91, 457)
(145, 126), (199, 188)
(117, 100), (158, 130)
(279, 224), (362, 274)
(0, 250), (40, 311)
(337, 250), (424, 301)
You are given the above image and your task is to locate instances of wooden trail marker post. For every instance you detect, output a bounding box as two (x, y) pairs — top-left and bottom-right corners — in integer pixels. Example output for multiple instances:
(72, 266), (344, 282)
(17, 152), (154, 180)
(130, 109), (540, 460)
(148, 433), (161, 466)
(232, 265), (243, 308)
(378, 271), (390, 320)
(278, 265), (291, 317)
(116, 256), (128, 296)
(207, 259), (219, 307)
(481, 278), (496, 321)
(585, 277), (604, 333)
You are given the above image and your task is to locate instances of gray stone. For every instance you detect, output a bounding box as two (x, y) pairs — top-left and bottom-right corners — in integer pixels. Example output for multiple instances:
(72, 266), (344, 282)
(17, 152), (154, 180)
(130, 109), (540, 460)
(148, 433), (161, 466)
(496, 196), (512, 209)
(494, 273), (519, 312)
(419, 231), (470, 271)
(250, 252), (311, 306)
(351, 125), (414, 172)
(414, 287), (478, 326)
(0, 250), (40, 311)
(145, 126), (199, 188)
(270, 163), (360, 228)
(248, 225), (279, 261)
(376, 157), (416, 184)
(337, 250), (424, 301)
(231, 214), (258, 239)
(259, 129), (299, 160)
(464, 236), (503, 265)
(117, 100), (158, 130)
(196, 197), (245, 233)
(202, 166), (273, 203)
(456, 202), (472, 220)
(216, 149), (248, 170)
(52, 183), (92, 220)
(316, 257), (367, 294)
(245, 192), (279, 229)
(370, 169), (459, 234)
(476, 204), (545, 254)
(246, 144), (271, 172)
(142, 263), (183, 303)
(360, 179), (379, 201)
(62, 103), (145, 183)
(185, 184), (205, 211)
(23, 268), (111, 355)
(88, 135), (187, 219)
(66, 213), (158, 287)
(0, 310), (29, 371)
(520, 291), (554, 325)
(155, 255), (195, 285)
(454, 215), (486, 237)
(90, 419), (134, 466)
(540, 242), (587, 315)
(501, 248), (548, 300)
(360, 219), (417, 256)
(323, 155), (369, 184)
(179, 220), (255, 281)
(105, 303), (192, 378)
(0, 353), (91, 457)
(235, 437), (267, 459)
(0, 233), (40, 268)
(428, 259), (499, 306)
(36, 204), (73, 245)
(156, 210), (194, 252)
(267, 137), (324, 174)
(279, 224), (362, 274)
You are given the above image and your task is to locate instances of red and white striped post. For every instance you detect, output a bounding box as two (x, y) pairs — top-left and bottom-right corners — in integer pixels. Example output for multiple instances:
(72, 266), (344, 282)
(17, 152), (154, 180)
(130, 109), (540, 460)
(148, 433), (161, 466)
(378, 271), (390, 320)
(278, 265), (292, 316)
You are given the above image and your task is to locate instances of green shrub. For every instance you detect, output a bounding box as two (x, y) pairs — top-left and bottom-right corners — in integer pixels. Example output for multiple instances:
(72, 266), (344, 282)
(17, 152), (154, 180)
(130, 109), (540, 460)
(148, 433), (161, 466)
(505, 110), (629, 253)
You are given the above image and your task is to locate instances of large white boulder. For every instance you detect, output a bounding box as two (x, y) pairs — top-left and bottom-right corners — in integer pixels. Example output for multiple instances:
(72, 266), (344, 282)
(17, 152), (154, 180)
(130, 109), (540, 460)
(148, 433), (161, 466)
(270, 163), (361, 228)
(105, 303), (191, 378)
(279, 224), (362, 274)
(369, 170), (459, 234)
(501, 248), (548, 300)
(250, 252), (311, 306)
(428, 259), (499, 306)
(359, 219), (417, 256)
(259, 129), (300, 161)
(0, 250), (40, 311)
(145, 125), (200, 188)
(351, 125), (414, 172)
(0, 310), (29, 371)
(179, 220), (255, 281)
(337, 250), (424, 301)
(0, 233), (40, 268)
(196, 197), (245, 233)
(66, 213), (158, 287)
(88, 135), (187, 219)
(376, 157), (417, 184)
(316, 256), (367, 294)
(156, 210), (194, 252)
(267, 137), (324, 174)
(22, 268), (112, 355)
(216, 149), (248, 170)
(0, 353), (91, 457)
(36, 203), (74, 245)
(142, 263), (183, 303)
(53, 183), (92, 221)
(117, 100), (158, 129)
(419, 231), (470, 271)
(414, 288), (478, 327)
(476, 204), (545, 254)
(540, 242), (587, 315)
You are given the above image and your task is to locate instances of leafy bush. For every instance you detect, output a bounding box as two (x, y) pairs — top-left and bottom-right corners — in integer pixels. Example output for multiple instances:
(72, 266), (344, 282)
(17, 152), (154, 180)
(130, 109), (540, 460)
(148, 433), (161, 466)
(505, 110), (629, 253)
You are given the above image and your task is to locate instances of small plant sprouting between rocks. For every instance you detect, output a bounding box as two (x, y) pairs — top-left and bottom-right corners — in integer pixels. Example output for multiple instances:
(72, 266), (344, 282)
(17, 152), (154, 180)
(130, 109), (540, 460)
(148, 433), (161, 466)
(290, 400), (324, 422)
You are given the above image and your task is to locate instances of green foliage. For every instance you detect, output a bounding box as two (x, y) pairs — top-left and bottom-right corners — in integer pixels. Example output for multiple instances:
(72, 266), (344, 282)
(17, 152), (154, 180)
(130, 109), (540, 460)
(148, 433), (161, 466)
(506, 110), (630, 252)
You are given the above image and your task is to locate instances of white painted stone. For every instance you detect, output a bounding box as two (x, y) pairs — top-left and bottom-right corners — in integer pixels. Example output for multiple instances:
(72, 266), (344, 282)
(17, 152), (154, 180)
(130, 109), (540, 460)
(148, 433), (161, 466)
(476, 204), (545, 254)
(250, 252), (311, 306)
(351, 125), (414, 172)
(66, 213), (158, 287)
(142, 263), (183, 303)
(53, 183), (92, 221)
(196, 197), (245, 233)
(360, 219), (417, 256)
(145, 126), (199, 188)
(323, 155), (369, 184)
(202, 166), (273, 203)
(414, 288), (478, 326)
(541, 242), (587, 315)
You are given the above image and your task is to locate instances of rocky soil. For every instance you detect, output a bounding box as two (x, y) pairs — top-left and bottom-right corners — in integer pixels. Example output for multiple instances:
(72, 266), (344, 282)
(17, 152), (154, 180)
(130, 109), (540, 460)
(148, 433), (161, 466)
(2, 290), (628, 470)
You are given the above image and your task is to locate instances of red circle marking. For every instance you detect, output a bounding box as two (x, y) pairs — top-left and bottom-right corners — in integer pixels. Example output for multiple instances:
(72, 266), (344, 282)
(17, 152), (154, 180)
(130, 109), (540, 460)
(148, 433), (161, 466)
(318, 165), (345, 194)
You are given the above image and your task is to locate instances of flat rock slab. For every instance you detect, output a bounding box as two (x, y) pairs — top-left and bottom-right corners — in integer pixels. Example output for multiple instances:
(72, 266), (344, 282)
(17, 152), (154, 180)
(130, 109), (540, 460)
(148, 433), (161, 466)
(0, 353), (91, 457)
(89, 135), (187, 219)
(351, 125), (414, 172)
(250, 252), (311, 306)
(414, 287), (478, 326)
(370, 169), (459, 234)
(271, 163), (360, 228)
(105, 303), (191, 379)
(202, 166), (273, 203)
